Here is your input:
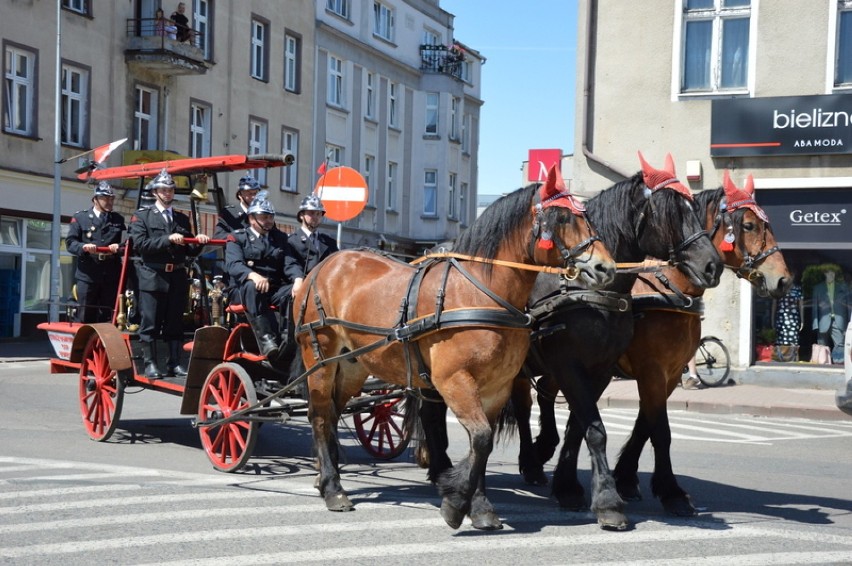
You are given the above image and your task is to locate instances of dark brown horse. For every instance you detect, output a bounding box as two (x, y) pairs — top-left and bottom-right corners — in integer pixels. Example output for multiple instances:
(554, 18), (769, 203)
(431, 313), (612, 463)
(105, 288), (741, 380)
(515, 171), (791, 518)
(419, 153), (724, 530)
(293, 166), (616, 530)
(612, 171), (791, 514)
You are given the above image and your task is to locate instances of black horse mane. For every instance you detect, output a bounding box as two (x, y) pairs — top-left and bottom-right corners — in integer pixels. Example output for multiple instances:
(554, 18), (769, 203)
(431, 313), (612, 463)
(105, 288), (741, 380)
(454, 183), (544, 259)
(694, 186), (756, 238)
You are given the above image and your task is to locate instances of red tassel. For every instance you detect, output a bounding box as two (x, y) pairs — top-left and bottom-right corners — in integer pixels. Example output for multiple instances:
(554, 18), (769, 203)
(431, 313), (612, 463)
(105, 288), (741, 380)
(720, 239), (734, 252)
(537, 238), (554, 250)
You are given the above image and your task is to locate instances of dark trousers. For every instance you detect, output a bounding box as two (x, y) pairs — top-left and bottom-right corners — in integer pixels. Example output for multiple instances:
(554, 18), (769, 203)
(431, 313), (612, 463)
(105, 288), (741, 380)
(238, 281), (289, 317)
(75, 277), (119, 324)
(138, 284), (187, 343)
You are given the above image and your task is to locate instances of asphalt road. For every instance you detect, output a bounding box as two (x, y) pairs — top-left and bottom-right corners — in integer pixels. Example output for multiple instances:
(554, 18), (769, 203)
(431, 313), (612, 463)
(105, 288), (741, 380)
(2, 359), (852, 565)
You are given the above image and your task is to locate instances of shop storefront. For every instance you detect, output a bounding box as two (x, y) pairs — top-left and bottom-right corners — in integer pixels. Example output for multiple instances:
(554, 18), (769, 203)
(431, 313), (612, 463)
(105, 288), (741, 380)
(712, 93), (852, 367)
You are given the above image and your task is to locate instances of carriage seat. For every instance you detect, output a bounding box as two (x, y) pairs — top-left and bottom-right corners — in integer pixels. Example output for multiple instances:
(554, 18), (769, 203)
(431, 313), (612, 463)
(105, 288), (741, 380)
(225, 304), (277, 315)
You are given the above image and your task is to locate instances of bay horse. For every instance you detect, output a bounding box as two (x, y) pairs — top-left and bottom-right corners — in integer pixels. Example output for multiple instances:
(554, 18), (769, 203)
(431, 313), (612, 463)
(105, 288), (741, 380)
(292, 166), (616, 530)
(418, 153), (724, 530)
(611, 171), (791, 515)
(513, 171), (790, 519)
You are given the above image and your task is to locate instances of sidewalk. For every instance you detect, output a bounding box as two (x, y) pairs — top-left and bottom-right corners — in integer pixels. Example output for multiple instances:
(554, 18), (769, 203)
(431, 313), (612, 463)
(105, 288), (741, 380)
(2, 338), (849, 422)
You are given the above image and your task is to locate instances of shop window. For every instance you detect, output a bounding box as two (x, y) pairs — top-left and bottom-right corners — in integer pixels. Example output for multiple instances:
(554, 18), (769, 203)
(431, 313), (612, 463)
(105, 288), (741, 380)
(0, 218), (21, 246)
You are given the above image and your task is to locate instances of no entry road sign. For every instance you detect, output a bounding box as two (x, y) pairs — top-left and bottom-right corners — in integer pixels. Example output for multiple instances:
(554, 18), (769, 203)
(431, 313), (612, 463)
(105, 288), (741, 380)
(314, 166), (369, 222)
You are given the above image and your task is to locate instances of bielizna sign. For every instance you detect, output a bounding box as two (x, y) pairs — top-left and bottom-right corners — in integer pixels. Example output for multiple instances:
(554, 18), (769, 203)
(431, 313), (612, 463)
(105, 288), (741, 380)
(711, 94), (852, 157)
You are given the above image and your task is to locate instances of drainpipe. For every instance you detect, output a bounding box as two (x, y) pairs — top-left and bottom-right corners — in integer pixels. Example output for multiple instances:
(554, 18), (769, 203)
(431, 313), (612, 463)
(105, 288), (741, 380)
(581, 0), (632, 180)
(162, 84), (170, 151)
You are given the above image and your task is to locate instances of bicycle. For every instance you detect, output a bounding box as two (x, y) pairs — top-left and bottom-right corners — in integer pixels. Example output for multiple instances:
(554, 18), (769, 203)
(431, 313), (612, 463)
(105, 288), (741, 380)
(692, 335), (732, 387)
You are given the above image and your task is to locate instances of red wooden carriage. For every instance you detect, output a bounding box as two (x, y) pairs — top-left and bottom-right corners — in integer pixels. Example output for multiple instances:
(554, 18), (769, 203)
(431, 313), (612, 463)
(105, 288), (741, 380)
(38, 153), (410, 472)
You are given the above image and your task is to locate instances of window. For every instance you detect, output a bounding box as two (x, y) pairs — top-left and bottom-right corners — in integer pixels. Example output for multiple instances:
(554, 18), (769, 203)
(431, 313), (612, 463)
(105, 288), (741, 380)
(460, 58), (472, 82)
(250, 18), (269, 81)
(281, 128), (298, 192)
(388, 81), (398, 127)
(423, 29), (441, 46)
(3, 45), (36, 136)
(193, 0), (211, 59)
(248, 118), (268, 185)
(133, 85), (158, 151)
(425, 92), (439, 134)
(681, 0), (751, 93)
(284, 32), (300, 92)
(462, 113), (471, 153)
(373, 2), (395, 42)
(364, 154), (376, 206)
(836, 1), (852, 86)
(325, 144), (343, 167)
(327, 0), (350, 19)
(62, 0), (89, 15)
(459, 182), (468, 225)
(365, 72), (376, 119)
(386, 162), (397, 210)
(328, 55), (344, 106)
(60, 63), (88, 147)
(423, 170), (437, 216)
(447, 173), (456, 219)
(449, 97), (460, 140)
(190, 101), (211, 157)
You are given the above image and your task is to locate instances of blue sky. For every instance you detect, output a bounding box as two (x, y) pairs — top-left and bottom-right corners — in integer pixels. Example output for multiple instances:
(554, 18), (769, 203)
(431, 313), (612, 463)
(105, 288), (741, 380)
(440, 0), (578, 199)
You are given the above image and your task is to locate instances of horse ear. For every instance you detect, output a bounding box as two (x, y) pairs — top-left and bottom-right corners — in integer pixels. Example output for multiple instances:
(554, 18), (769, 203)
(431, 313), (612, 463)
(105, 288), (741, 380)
(664, 153), (676, 175)
(637, 151), (652, 175)
(722, 170), (737, 197)
(744, 174), (755, 196)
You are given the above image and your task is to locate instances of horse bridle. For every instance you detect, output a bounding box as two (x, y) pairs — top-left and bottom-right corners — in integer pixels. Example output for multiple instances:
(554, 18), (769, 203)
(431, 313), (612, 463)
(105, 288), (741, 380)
(530, 196), (602, 280)
(710, 207), (781, 283)
(634, 186), (709, 267)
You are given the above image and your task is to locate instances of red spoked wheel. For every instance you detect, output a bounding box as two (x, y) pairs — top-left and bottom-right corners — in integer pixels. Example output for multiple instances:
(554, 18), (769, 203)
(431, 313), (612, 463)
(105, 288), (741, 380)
(353, 390), (410, 460)
(78, 334), (124, 441)
(198, 363), (258, 472)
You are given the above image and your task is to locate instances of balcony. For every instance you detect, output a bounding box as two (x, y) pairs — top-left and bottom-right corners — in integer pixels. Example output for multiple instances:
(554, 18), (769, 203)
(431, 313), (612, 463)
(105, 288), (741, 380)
(124, 18), (209, 76)
(419, 44), (464, 81)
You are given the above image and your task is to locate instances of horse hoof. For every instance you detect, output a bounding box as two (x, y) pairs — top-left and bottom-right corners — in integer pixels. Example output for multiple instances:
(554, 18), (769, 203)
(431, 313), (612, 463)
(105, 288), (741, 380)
(597, 510), (629, 531)
(662, 495), (696, 517)
(440, 500), (465, 529)
(521, 468), (549, 487)
(470, 511), (503, 530)
(556, 493), (588, 512)
(325, 493), (354, 512)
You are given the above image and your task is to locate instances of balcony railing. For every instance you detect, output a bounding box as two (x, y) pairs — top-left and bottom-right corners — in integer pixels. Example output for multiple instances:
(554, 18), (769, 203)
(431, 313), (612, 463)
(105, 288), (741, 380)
(123, 18), (208, 75)
(419, 44), (464, 80)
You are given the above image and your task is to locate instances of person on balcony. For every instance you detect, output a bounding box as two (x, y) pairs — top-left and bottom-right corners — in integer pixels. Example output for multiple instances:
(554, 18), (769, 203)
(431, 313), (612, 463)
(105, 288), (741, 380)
(170, 2), (193, 43)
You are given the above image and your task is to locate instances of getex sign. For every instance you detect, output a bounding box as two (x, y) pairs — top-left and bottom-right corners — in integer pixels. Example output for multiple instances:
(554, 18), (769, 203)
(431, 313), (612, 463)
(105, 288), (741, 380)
(711, 94), (852, 157)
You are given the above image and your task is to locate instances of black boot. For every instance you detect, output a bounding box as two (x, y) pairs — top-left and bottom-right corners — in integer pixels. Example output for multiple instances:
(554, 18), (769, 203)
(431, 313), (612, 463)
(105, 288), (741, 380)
(248, 313), (280, 360)
(141, 341), (162, 379)
(167, 340), (188, 377)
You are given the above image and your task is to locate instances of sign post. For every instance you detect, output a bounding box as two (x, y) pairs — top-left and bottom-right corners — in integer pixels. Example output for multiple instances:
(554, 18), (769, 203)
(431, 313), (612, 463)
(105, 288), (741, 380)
(314, 166), (369, 249)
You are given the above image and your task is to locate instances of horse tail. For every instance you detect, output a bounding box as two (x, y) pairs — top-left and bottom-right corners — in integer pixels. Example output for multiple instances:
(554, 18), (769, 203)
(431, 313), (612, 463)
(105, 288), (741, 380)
(494, 398), (519, 445)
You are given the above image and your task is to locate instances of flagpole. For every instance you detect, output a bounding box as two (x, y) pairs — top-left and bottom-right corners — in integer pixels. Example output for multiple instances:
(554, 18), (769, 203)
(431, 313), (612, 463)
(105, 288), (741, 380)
(49, 0), (62, 322)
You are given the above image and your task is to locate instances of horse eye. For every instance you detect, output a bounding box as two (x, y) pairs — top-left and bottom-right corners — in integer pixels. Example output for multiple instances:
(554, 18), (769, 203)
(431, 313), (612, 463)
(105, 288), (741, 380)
(743, 222), (755, 231)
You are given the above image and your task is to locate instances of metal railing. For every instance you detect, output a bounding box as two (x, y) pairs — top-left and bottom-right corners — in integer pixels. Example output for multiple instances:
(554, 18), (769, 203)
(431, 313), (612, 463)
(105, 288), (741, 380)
(419, 44), (464, 80)
(126, 18), (204, 50)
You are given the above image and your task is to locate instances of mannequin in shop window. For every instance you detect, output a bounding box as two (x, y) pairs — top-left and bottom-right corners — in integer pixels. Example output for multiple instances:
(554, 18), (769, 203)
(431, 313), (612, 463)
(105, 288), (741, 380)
(811, 266), (850, 364)
(771, 279), (804, 362)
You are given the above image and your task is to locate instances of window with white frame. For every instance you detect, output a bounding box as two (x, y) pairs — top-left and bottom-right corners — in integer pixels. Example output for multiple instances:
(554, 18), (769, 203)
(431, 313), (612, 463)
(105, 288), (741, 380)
(449, 97), (460, 140)
(284, 32), (300, 92)
(680, 0), (751, 93)
(386, 161), (397, 210)
(460, 58), (472, 82)
(328, 55), (344, 106)
(462, 113), (471, 153)
(193, 0), (211, 59)
(3, 45), (36, 136)
(61, 0), (89, 15)
(364, 154), (376, 206)
(190, 101), (211, 157)
(373, 2), (395, 42)
(459, 182), (468, 225)
(365, 72), (376, 119)
(836, 0), (852, 86)
(133, 85), (158, 151)
(325, 144), (343, 168)
(447, 173), (456, 219)
(248, 118), (268, 185)
(60, 63), (88, 147)
(250, 18), (268, 81)
(326, 0), (350, 19)
(388, 81), (398, 127)
(281, 128), (298, 192)
(425, 92), (439, 134)
(423, 29), (441, 46)
(423, 170), (437, 216)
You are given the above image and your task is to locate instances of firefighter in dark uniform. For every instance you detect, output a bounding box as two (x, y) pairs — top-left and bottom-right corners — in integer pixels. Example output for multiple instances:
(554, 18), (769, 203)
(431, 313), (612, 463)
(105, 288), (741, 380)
(284, 195), (339, 301)
(65, 181), (126, 323)
(129, 169), (210, 378)
(224, 191), (291, 359)
(213, 174), (260, 239)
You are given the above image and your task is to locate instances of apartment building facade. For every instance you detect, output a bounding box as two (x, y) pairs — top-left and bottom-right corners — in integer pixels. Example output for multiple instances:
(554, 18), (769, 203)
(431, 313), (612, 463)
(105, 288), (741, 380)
(575, 0), (852, 372)
(0, 0), (482, 337)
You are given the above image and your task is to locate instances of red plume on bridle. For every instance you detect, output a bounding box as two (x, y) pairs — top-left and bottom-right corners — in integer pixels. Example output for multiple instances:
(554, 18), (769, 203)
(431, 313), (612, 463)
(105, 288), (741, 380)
(637, 151), (693, 200)
(535, 164), (585, 215)
(722, 170), (769, 222)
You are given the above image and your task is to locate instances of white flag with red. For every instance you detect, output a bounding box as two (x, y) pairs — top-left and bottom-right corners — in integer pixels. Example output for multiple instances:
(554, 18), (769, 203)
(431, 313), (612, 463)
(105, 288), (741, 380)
(92, 138), (127, 164)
